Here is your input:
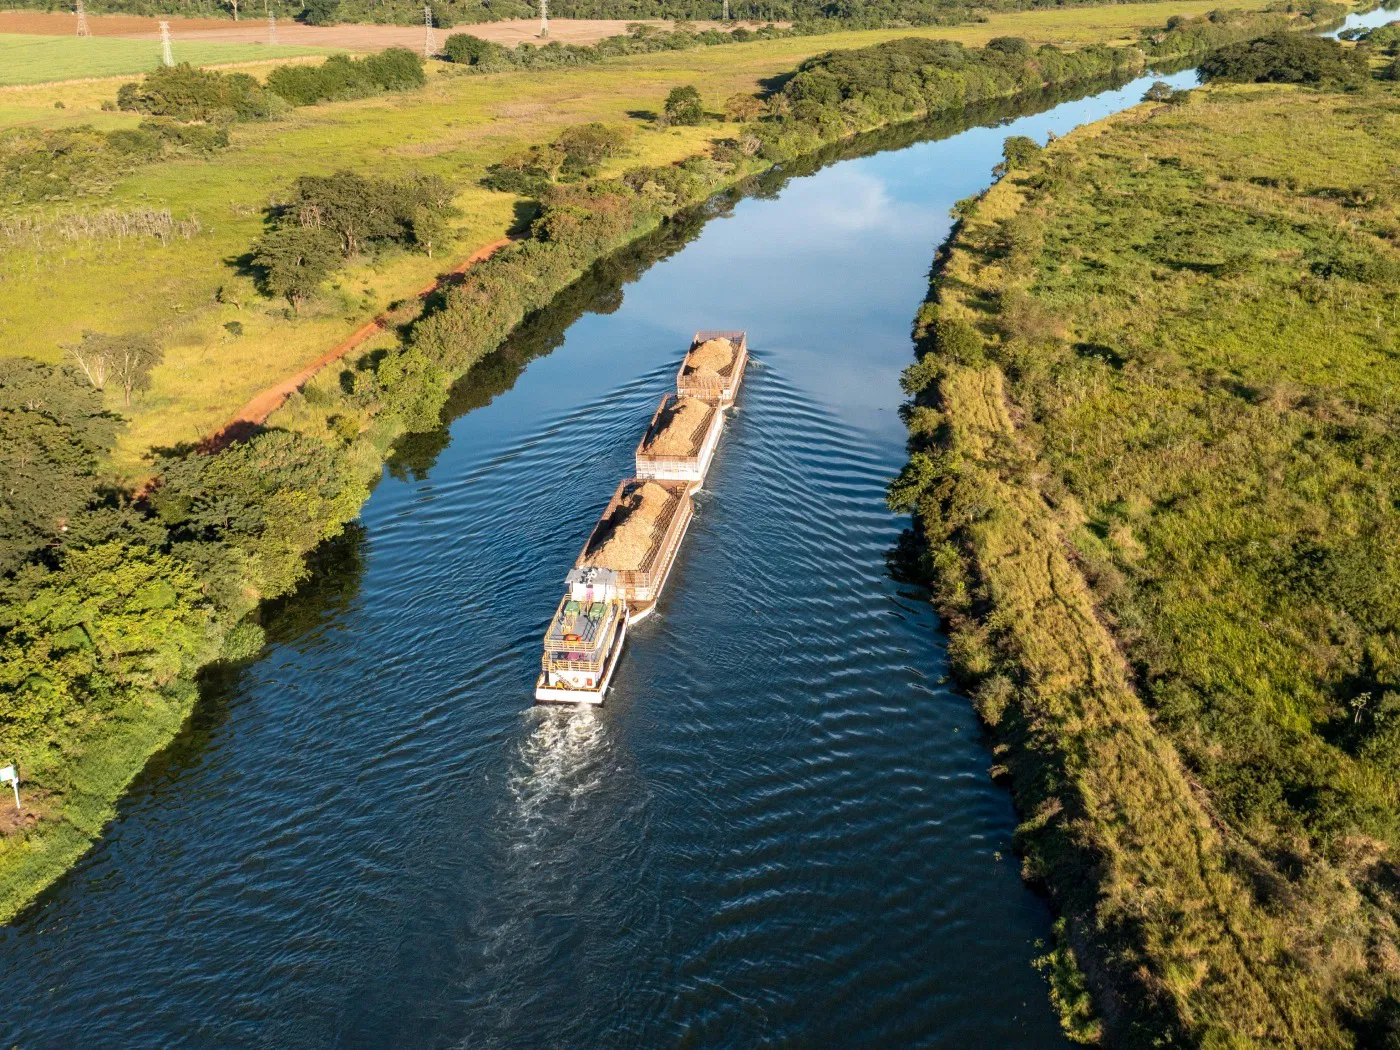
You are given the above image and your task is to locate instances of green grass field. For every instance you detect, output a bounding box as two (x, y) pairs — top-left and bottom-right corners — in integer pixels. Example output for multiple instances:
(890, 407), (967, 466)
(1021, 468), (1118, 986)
(897, 79), (1400, 1044)
(0, 32), (332, 86)
(0, 0), (1296, 473)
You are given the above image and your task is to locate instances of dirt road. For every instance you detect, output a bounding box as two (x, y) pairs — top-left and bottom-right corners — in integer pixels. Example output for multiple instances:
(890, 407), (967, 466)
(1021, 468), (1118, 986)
(208, 236), (511, 450)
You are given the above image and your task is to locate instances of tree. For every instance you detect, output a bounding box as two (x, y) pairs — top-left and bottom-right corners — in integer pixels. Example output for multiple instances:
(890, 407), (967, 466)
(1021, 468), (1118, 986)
(250, 226), (341, 311)
(993, 135), (1042, 179)
(1142, 80), (1175, 102)
(107, 334), (163, 407)
(664, 84), (704, 125)
(724, 93), (763, 122)
(289, 170), (399, 255)
(556, 122), (632, 171)
(64, 331), (161, 406)
(301, 0), (340, 25)
(65, 334), (110, 391)
(0, 358), (119, 576)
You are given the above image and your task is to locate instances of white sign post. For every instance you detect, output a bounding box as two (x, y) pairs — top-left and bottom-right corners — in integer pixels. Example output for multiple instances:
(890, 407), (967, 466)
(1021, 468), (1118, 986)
(0, 765), (18, 810)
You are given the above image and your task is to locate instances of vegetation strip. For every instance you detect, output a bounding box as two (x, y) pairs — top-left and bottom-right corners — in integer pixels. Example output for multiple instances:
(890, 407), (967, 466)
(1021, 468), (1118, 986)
(890, 46), (1400, 1045)
(0, 4), (1357, 926)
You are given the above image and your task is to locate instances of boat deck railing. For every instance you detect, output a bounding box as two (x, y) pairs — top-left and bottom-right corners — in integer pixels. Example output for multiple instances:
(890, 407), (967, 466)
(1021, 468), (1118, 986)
(542, 651), (609, 674)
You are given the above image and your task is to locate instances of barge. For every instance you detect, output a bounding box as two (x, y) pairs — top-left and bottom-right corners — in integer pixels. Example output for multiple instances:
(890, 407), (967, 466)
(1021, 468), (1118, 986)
(534, 330), (747, 705)
(676, 331), (747, 406)
(634, 394), (723, 484)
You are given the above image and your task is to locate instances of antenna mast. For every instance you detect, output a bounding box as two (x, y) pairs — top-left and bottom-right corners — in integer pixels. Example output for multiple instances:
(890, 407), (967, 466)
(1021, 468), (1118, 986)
(159, 20), (174, 66)
(75, 0), (91, 37)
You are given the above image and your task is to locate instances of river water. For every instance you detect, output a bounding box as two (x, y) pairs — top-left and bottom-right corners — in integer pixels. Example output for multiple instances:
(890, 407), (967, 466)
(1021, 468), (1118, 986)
(0, 24), (1379, 1043)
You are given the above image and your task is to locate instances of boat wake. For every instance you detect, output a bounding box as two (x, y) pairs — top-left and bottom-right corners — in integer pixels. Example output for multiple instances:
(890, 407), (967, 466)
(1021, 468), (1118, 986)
(507, 707), (612, 827)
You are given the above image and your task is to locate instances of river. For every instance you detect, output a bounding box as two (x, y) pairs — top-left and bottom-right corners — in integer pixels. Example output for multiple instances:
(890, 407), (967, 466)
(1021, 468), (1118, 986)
(0, 17), (1384, 1044)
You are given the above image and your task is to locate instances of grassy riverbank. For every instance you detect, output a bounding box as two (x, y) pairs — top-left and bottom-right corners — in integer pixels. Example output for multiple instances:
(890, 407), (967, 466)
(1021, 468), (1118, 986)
(0, 3), (1359, 927)
(892, 76), (1400, 1045)
(0, 0), (1301, 476)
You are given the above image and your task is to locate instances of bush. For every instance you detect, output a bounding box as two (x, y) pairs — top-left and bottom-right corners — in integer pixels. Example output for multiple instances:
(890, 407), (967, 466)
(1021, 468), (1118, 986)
(664, 84), (704, 125)
(116, 64), (277, 122)
(442, 32), (501, 64)
(264, 49), (425, 107)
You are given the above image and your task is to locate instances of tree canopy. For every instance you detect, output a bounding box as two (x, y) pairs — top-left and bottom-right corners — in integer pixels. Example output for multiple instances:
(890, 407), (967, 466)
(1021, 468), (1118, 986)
(1199, 32), (1370, 86)
(0, 358), (118, 577)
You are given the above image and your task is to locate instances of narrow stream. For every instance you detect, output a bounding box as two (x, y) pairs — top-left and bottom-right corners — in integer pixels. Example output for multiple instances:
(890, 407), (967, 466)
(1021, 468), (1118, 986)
(1, 19), (1384, 1043)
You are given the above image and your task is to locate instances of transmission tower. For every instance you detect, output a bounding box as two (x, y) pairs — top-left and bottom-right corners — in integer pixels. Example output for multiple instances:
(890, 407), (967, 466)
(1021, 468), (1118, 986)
(538, 0), (548, 38)
(722, 0), (729, 20)
(267, 1), (277, 44)
(75, 0), (91, 37)
(159, 20), (174, 66)
(423, 5), (436, 56)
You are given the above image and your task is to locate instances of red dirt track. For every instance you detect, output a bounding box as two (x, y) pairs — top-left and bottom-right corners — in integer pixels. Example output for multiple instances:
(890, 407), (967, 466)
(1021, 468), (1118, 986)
(208, 236), (511, 451)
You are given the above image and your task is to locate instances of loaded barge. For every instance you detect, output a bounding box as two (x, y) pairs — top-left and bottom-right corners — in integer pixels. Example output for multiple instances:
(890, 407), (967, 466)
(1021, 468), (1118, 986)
(534, 331), (747, 705)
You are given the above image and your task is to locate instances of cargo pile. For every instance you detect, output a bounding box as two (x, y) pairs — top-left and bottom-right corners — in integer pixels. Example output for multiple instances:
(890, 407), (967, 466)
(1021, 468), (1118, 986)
(587, 481), (674, 571)
(682, 336), (737, 380)
(642, 397), (713, 457)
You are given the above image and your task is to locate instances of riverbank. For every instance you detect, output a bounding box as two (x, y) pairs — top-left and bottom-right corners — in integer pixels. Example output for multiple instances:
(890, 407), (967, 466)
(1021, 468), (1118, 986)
(891, 76), (1400, 1044)
(0, 4), (1362, 928)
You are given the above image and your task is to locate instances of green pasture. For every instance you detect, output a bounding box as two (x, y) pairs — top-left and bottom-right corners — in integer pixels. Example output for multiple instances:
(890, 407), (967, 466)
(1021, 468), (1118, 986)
(0, 32), (331, 86)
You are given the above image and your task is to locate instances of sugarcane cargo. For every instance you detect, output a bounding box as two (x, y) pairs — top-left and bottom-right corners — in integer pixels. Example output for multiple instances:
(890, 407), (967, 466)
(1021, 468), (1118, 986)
(576, 478), (694, 615)
(676, 331), (747, 405)
(635, 395), (723, 482)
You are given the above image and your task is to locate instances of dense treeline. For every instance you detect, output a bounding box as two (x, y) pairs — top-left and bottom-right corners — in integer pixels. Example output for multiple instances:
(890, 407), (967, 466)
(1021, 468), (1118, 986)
(0, 356), (367, 787)
(888, 73), (1400, 1046)
(117, 48), (426, 119)
(440, 21), (800, 71)
(0, 0), (1353, 29)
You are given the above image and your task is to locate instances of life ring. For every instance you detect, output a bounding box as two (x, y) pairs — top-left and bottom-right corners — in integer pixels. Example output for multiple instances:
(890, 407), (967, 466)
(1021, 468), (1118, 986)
(564, 633), (581, 642)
